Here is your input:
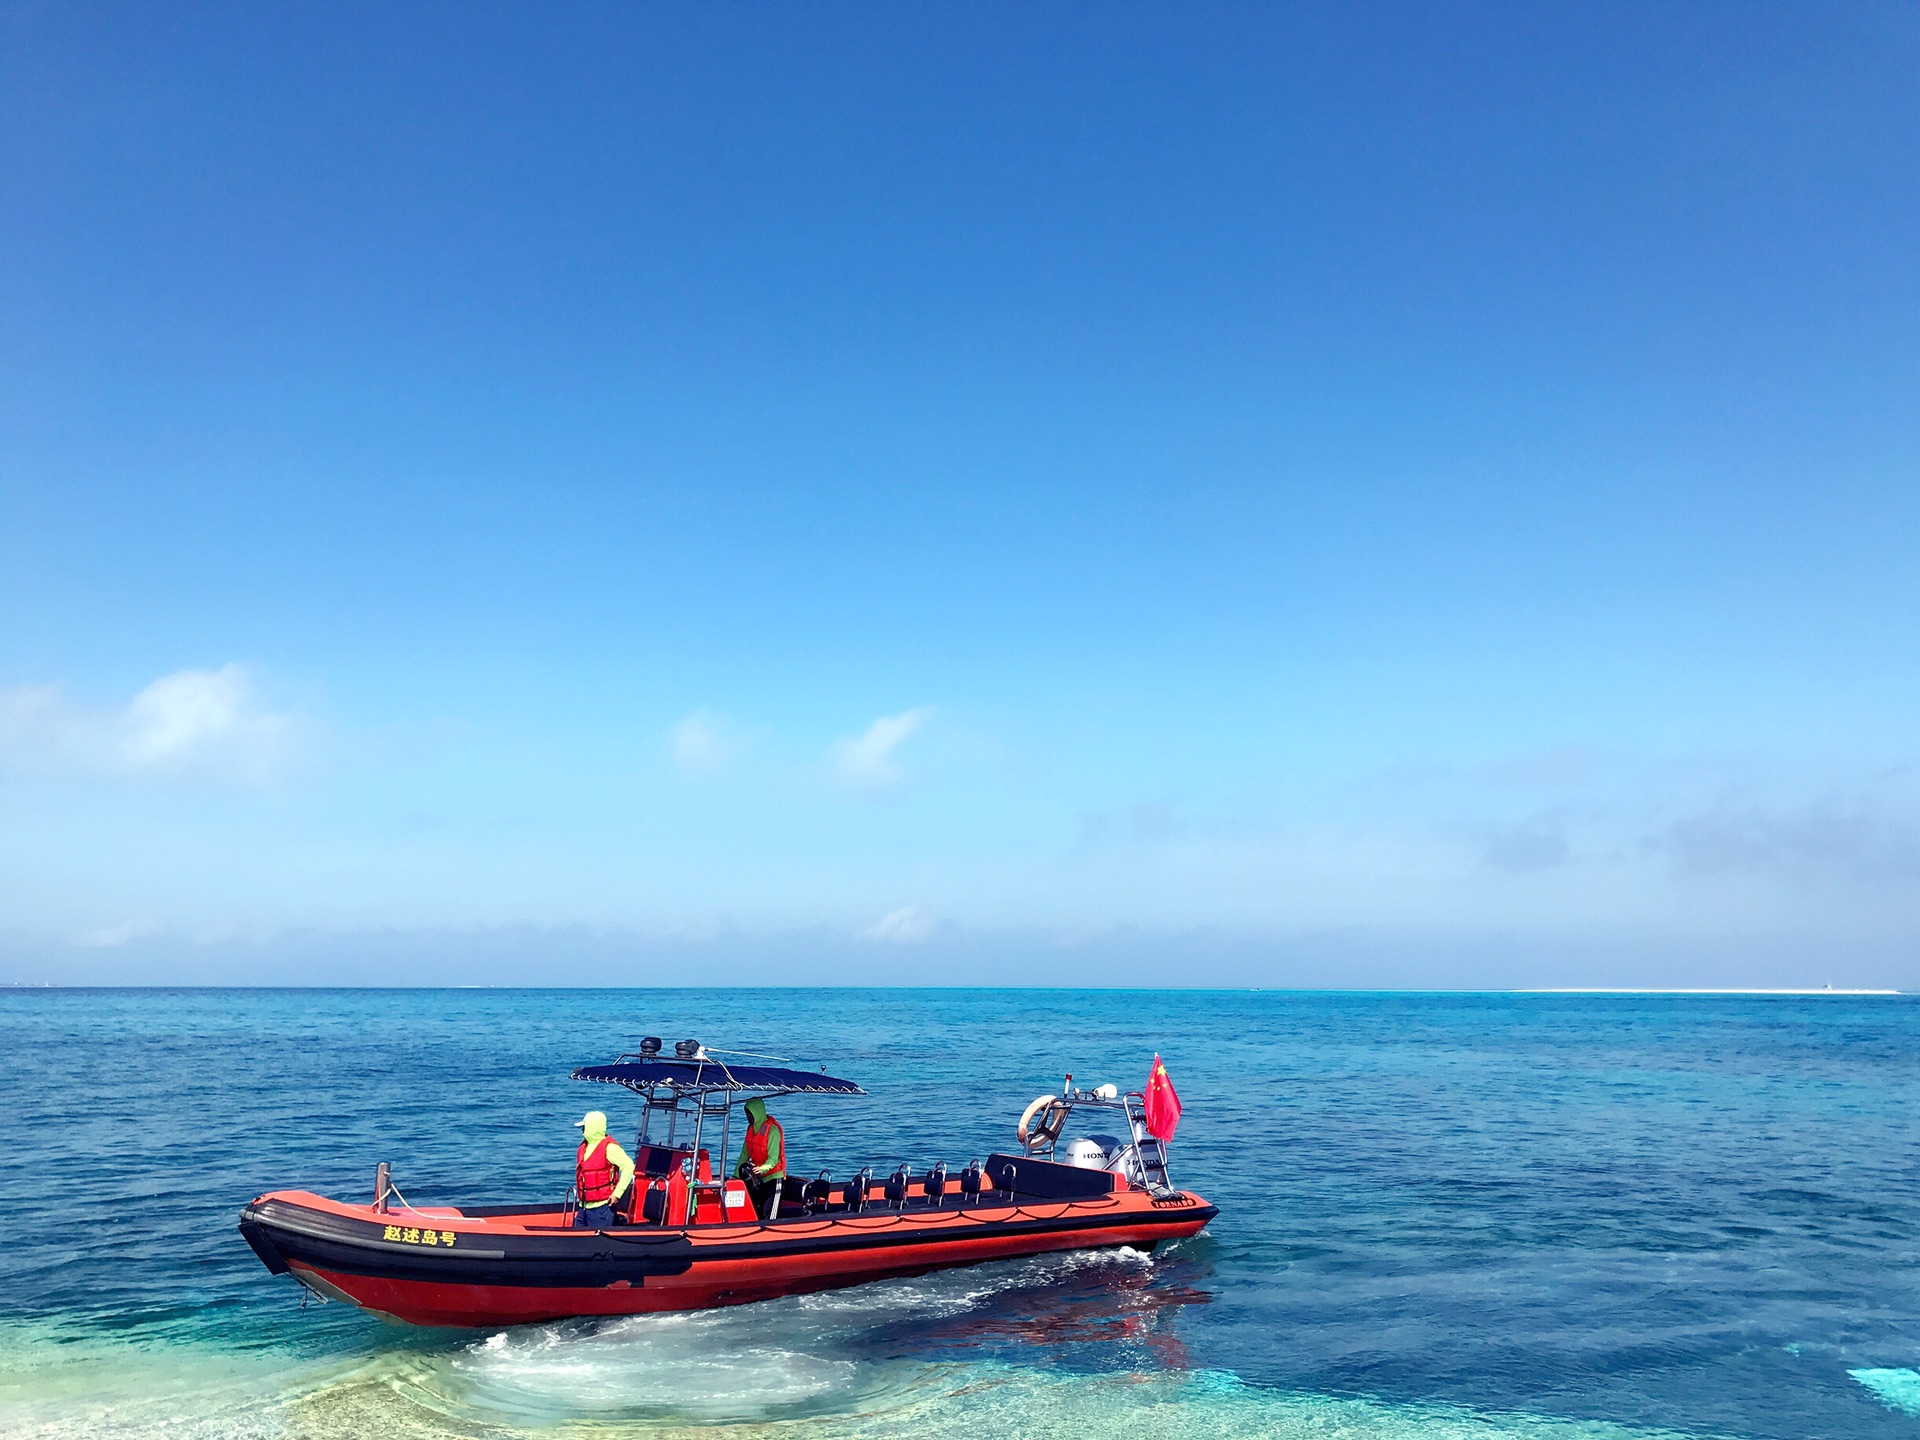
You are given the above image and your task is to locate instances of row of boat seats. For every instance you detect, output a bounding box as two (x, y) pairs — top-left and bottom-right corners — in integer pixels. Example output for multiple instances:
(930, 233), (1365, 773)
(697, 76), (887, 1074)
(619, 1150), (1051, 1225)
(798, 1161), (1000, 1215)
(622, 1151), (1110, 1224)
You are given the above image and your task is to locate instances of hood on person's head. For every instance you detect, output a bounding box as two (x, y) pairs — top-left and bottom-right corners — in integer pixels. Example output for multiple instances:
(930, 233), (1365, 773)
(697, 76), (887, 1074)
(574, 1110), (608, 1139)
(745, 1099), (766, 1124)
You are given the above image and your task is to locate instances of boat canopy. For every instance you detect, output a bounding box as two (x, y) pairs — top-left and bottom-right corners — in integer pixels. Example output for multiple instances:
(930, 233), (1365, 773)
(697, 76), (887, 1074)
(572, 1057), (866, 1098)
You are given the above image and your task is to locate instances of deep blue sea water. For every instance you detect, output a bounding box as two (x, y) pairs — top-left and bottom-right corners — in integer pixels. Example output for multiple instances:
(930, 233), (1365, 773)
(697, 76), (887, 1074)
(3, 988), (1919, 1438)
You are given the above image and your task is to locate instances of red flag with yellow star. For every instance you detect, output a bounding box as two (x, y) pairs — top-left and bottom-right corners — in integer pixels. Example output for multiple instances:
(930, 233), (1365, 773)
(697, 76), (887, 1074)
(1143, 1054), (1182, 1142)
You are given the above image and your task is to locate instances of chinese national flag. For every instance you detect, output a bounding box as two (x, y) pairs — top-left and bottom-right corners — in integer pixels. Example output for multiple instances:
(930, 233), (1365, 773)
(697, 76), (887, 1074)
(1143, 1054), (1182, 1142)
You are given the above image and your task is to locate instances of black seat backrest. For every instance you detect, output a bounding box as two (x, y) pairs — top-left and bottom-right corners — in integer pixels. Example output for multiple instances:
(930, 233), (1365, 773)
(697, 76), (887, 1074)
(843, 1167), (872, 1213)
(884, 1165), (909, 1209)
(959, 1160), (984, 1197)
(639, 1184), (666, 1225)
(925, 1162), (948, 1205)
(805, 1172), (834, 1213)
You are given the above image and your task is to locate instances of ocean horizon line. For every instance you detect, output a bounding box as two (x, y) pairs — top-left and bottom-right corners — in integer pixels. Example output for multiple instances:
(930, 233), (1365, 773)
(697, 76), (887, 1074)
(0, 982), (1903, 996)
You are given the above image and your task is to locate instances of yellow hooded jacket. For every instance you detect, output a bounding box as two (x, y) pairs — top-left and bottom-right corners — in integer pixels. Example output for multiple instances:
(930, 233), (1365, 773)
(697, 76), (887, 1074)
(575, 1114), (635, 1207)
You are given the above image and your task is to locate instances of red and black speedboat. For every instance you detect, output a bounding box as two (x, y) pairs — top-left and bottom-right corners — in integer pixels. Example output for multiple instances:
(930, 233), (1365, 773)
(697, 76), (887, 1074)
(237, 1040), (1216, 1328)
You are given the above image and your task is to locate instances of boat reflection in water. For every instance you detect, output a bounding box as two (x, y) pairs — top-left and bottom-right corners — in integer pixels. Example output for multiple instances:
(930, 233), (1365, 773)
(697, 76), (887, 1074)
(879, 1248), (1217, 1373)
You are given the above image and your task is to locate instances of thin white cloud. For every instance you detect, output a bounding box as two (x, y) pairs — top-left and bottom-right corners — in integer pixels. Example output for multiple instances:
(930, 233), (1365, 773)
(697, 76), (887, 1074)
(0, 665), (295, 783)
(831, 707), (933, 791)
(863, 905), (940, 943)
(669, 710), (743, 778)
(76, 918), (165, 949)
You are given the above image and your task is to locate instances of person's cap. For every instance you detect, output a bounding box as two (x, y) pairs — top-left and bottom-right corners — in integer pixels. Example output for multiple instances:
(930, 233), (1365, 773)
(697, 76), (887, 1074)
(574, 1109), (607, 1132)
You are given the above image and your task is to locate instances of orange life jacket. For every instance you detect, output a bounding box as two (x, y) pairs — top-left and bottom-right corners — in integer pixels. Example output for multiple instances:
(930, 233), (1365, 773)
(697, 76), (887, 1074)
(744, 1116), (785, 1176)
(576, 1136), (615, 1205)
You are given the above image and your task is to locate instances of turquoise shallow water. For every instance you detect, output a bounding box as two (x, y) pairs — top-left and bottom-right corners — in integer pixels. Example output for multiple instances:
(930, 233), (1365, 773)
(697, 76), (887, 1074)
(3, 987), (1919, 1438)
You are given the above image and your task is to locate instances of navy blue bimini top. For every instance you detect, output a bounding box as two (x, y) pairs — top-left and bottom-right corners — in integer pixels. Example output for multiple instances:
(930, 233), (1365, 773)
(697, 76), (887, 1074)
(571, 1057), (865, 1096)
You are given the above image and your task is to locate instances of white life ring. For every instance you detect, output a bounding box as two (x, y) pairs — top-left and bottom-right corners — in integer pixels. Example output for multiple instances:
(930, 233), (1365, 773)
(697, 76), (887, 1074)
(1017, 1095), (1070, 1151)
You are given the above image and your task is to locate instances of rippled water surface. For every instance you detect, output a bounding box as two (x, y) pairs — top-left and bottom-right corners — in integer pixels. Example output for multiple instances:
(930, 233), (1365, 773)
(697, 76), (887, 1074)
(3, 987), (1919, 1438)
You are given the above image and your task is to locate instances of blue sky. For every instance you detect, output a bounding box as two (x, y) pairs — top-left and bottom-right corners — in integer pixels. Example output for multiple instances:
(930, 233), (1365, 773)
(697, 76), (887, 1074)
(3, 3), (1917, 984)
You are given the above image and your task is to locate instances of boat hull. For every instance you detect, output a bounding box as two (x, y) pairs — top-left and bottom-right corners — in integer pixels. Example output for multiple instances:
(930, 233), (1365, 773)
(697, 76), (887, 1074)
(238, 1188), (1217, 1327)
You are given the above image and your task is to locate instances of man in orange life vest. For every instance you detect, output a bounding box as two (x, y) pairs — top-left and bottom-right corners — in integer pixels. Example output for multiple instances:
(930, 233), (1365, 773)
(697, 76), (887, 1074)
(734, 1097), (785, 1219)
(572, 1109), (636, 1229)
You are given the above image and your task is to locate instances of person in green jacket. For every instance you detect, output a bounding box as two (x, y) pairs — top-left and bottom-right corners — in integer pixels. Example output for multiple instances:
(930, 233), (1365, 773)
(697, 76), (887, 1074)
(734, 1097), (785, 1219)
(572, 1110), (636, 1228)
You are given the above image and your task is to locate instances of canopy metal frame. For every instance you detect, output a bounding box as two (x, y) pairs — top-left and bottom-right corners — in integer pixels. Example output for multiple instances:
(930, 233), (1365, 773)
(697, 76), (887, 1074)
(572, 1052), (866, 1209)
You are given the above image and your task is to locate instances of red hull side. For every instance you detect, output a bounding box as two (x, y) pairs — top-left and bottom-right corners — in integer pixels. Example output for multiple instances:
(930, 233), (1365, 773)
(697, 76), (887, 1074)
(281, 1210), (1211, 1327)
(244, 1170), (1218, 1328)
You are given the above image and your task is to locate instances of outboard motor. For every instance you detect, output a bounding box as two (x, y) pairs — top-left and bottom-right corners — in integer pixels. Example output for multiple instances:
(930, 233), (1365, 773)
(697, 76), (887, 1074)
(1060, 1137), (1110, 1169)
(805, 1171), (834, 1214)
(925, 1161), (948, 1207)
(884, 1164), (911, 1210)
